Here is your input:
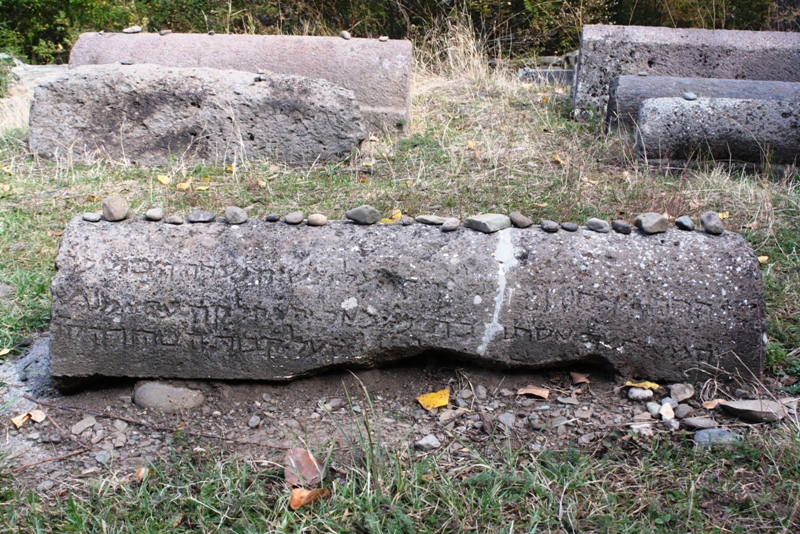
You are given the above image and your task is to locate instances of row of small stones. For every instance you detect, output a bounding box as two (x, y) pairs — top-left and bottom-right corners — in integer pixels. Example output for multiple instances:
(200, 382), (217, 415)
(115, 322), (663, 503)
(85, 196), (726, 236)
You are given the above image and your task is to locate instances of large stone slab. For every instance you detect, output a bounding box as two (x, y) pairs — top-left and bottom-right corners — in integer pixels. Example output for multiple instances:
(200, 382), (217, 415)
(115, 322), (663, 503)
(28, 64), (365, 165)
(635, 98), (800, 165)
(573, 25), (800, 115)
(49, 216), (766, 388)
(607, 76), (800, 131)
(69, 32), (411, 133)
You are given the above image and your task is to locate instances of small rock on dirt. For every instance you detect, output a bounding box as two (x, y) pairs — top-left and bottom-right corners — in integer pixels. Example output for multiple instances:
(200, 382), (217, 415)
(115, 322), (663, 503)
(634, 212), (669, 234)
(475, 385), (488, 400)
(674, 404), (694, 419)
(133, 382), (205, 413)
(560, 222), (579, 232)
(720, 399), (787, 422)
(659, 404), (675, 421)
(71, 415), (96, 435)
(694, 428), (742, 447)
(415, 215), (446, 225)
(145, 208), (164, 221)
(248, 415), (261, 429)
(646, 402), (661, 416)
(540, 219), (559, 233)
(669, 383), (695, 403)
(497, 412), (516, 429)
(675, 216), (695, 231)
(628, 387), (653, 401)
(415, 434), (441, 451)
(307, 213), (327, 226)
(682, 417), (718, 429)
(102, 196), (129, 221)
(284, 211), (305, 225)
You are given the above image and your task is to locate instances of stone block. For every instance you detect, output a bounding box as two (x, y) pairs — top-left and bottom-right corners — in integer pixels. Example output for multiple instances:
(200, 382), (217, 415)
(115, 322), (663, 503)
(28, 64), (365, 166)
(607, 76), (800, 131)
(573, 25), (800, 115)
(69, 32), (412, 133)
(635, 97), (800, 165)
(518, 68), (574, 86)
(49, 217), (766, 388)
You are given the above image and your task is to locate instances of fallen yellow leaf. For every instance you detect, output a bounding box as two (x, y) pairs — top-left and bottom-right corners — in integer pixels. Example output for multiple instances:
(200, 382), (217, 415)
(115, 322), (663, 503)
(467, 140), (477, 150)
(156, 175), (171, 185)
(378, 218), (394, 224)
(0, 165), (12, 174)
(200, 176), (211, 182)
(405, 180), (414, 187)
(225, 165), (235, 173)
(289, 487), (331, 510)
(517, 385), (550, 399)
(553, 155), (564, 165)
(11, 413), (29, 429)
(624, 380), (660, 390)
(0, 183), (10, 192)
(362, 161), (373, 167)
(257, 180), (267, 187)
(541, 96), (550, 103)
(417, 389), (450, 410)
(86, 195), (101, 202)
(390, 209), (403, 221)
(758, 256), (769, 264)
(533, 202), (548, 208)
(0, 348), (11, 356)
(195, 185), (210, 192)
(29, 409), (46, 423)
(718, 211), (730, 220)
(176, 179), (192, 191)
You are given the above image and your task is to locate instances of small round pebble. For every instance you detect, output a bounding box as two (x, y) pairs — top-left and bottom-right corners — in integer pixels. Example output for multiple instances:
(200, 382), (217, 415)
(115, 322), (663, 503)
(158, 29), (172, 36)
(225, 206), (248, 225)
(187, 210), (216, 223)
(441, 217), (460, 232)
(122, 25), (142, 33)
(307, 213), (328, 226)
(700, 211), (724, 235)
(627, 387), (654, 401)
(510, 211), (534, 228)
(675, 215), (695, 231)
(611, 220), (631, 234)
(585, 218), (611, 233)
(165, 215), (184, 225)
(145, 208), (164, 221)
(284, 211), (305, 225)
(400, 215), (416, 226)
(379, 35), (389, 42)
(683, 91), (697, 101)
(341, 30), (351, 40)
(102, 195), (129, 222)
(265, 214), (281, 222)
(540, 219), (559, 233)
(83, 212), (102, 222)
(560, 222), (579, 232)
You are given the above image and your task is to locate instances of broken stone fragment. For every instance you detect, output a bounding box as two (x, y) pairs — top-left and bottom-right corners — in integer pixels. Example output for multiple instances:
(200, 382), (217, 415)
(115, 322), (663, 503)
(720, 399), (787, 422)
(464, 213), (511, 233)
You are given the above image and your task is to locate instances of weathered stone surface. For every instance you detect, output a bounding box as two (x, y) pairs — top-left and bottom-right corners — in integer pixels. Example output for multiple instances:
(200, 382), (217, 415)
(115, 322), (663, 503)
(49, 218), (766, 387)
(635, 98), (800, 165)
(560, 222), (579, 232)
(69, 32), (412, 133)
(573, 25), (800, 115)
(29, 64), (365, 166)
(606, 75), (800, 130)
(165, 215), (184, 225)
(611, 220), (631, 235)
(634, 212), (669, 234)
(133, 381), (205, 413)
(187, 210), (215, 223)
(720, 399), (787, 422)
(539, 219), (559, 233)
(669, 383), (695, 403)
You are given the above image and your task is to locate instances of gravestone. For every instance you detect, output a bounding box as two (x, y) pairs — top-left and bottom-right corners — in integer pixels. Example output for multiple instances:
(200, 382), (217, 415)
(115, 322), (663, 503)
(49, 216), (766, 388)
(572, 25), (800, 115)
(69, 32), (412, 133)
(28, 64), (365, 165)
(635, 98), (800, 164)
(607, 76), (800, 131)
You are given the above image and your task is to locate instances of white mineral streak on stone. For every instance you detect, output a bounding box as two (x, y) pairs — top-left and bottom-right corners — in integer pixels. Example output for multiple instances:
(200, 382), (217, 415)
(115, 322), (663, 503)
(478, 229), (519, 355)
(341, 297), (358, 310)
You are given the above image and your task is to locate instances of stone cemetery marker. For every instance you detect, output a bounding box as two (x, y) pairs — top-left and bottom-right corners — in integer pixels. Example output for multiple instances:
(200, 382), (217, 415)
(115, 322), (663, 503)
(49, 217), (766, 389)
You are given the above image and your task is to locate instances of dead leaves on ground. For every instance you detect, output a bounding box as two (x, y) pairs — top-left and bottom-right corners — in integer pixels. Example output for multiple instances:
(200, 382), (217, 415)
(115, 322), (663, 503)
(416, 389), (450, 410)
(290, 488), (331, 511)
(11, 409), (46, 429)
(517, 385), (550, 399)
(283, 448), (329, 511)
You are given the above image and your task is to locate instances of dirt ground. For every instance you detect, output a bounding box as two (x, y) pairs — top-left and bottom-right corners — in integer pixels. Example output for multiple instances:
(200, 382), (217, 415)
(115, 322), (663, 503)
(1, 335), (793, 497)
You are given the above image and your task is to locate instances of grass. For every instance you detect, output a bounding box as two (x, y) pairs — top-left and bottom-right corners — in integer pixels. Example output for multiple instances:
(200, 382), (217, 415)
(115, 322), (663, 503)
(1, 17), (800, 532)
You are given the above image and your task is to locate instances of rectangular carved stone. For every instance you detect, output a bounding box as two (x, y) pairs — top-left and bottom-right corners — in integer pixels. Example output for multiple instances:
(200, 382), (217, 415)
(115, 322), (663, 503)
(635, 98), (800, 165)
(607, 76), (800, 131)
(69, 32), (412, 134)
(28, 64), (365, 165)
(573, 25), (800, 116)
(50, 216), (766, 388)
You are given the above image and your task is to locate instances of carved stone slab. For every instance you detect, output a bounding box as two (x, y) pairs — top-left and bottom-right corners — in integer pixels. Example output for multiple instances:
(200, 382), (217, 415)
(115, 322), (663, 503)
(573, 25), (800, 115)
(49, 217), (766, 387)
(69, 32), (412, 133)
(29, 64), (365, 165)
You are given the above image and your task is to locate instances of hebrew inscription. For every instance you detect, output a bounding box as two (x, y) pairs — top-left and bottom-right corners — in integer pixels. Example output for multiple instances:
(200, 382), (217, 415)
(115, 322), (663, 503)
(49, 217), (766, 386)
